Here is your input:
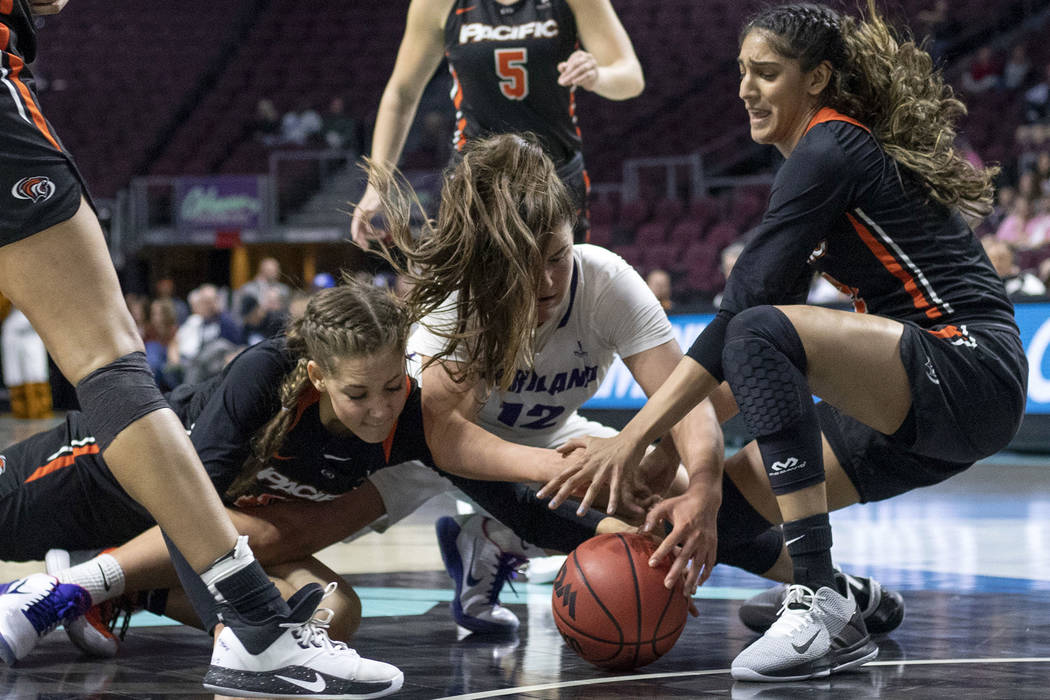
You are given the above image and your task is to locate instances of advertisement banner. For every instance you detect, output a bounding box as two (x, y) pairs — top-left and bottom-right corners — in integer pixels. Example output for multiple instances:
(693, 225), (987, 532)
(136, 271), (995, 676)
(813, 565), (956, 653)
(175, 176), (263, 236)
(585, 303), (1050, 415)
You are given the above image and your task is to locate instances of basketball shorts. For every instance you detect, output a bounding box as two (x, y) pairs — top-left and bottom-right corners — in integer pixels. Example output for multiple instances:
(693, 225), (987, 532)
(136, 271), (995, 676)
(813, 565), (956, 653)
(556, 151), (591, 244)
(0, 49), (90, 246)
(820, 321), (1028, 503)
(0, 411), (154, 561)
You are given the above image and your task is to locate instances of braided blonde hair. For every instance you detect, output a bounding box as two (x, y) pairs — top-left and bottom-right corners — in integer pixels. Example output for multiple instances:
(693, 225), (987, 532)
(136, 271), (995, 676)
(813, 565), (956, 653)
(225, 278), (411, 499)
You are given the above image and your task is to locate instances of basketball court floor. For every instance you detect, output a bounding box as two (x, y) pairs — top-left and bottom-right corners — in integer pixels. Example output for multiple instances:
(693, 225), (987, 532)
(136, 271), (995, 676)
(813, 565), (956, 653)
(0, 415), (1049, 698)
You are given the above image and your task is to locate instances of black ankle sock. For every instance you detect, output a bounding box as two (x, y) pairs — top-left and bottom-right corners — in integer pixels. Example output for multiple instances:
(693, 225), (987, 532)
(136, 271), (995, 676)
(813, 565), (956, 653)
(784, 513), (836, 592)
(213, 561), (290, 623)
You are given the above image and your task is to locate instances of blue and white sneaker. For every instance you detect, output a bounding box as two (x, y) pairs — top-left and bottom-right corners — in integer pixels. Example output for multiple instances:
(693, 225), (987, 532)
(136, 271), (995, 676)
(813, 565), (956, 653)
(436, 515), (524, 634)
(205, 582), (403, 698)
(0, 573), (91, 664)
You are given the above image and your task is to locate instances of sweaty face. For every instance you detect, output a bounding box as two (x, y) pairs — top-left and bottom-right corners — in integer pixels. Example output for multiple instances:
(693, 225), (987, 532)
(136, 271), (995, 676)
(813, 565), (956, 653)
(536, 221), (574, 325)
(738, 30), (824, 156)
(310, 348), (408, 444)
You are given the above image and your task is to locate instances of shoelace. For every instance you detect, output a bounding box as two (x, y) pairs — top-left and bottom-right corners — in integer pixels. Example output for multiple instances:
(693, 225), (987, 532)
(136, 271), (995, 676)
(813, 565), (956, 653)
(284, 582), (352, 653)
(20, 581), (86, 637)
(487, 553), (527, 606)
(767, 584), (817, 639)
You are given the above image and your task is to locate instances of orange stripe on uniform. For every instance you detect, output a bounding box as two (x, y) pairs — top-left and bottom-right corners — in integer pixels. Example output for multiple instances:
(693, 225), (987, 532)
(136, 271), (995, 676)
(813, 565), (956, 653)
(847, 213), (942, 319)
(805, 106), (870, 135)
(926, 324), (962, 339)
(0, 2), (12, 17)
(24, 444), (101, 483)
(5, 51), (62, 151)
(0, 23), (10, 51)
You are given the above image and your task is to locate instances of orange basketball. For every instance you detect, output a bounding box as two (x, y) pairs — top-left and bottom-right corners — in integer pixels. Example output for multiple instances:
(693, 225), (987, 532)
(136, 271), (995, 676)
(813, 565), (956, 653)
(551, 532), (690, 670)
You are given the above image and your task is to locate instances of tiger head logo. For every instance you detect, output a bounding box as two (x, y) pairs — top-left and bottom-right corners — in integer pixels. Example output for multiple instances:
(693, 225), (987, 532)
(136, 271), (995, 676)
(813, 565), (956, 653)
(11, 176), (56, 203)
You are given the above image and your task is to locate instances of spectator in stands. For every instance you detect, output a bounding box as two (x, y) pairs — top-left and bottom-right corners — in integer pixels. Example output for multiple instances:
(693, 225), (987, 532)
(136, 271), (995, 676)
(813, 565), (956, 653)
(1034, 151), (1050, 192)
(321, 96), (359, 151)
(996, 195), (1037, 247)
(154, 276), (189, 325)
(1017, 168), (1042, 202)
(176, 284), (242, 375)
(646, 268), (674, 312)
(1039, 257), (1050, 287)
(1003, 43), (1032, 92)
(713, 240), (746, 309)
(144, 297), (183, 391)
(985, 184), (1017, 232)
(287, 290), (311, 321)
(279, 100), (323, 146)
(240, 288), (289, 347)
(961, 46), (1002, 94)
(982, 235), (1047, 297)
(1023, 62), (1050, 123)
(251, 98), (282, 146)
(234, 256), (291, 321)
(124, 293), (149, 340)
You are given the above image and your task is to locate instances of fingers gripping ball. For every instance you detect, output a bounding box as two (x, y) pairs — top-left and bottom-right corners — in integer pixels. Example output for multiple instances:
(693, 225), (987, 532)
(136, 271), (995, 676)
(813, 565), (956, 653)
(551, 533), (689, 670)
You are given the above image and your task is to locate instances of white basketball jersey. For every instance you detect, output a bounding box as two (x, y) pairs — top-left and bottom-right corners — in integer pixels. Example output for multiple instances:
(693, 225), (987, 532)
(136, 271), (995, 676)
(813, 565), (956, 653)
(408, 244), (674, 446)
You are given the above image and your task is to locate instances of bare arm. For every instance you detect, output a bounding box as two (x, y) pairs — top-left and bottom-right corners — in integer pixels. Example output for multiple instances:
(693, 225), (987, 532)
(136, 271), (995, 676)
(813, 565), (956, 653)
(419, 357), (575, 483)
(561, 0), (644, 99)
(351, 0), (451, 245)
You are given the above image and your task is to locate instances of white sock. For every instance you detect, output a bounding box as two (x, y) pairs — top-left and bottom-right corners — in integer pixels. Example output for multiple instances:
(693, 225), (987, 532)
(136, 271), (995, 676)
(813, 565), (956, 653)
(55, 553), (125, 605)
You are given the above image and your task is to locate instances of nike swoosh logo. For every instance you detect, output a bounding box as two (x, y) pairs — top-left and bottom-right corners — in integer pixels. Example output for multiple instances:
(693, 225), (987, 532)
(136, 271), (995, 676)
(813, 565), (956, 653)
(456, 5), (476, 13)
(792, 628), (821, 653)
(99, 564), (111, 592)
(275, 673), (326, 693)
(784, 535), (805, 547)
(465, 539), (483, 587)
(323, 454), (353, 462)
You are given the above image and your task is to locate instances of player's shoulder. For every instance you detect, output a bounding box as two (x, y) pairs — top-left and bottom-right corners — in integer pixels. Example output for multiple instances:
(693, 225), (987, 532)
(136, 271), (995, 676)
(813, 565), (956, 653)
(575, 243), (634, 278)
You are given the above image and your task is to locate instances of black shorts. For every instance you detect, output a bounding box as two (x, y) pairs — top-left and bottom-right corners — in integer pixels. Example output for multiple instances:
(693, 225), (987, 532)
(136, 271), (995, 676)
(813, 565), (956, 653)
(0, 49), (89, 246)
(555, 151), (590, 243)
(0, 411), (154, 561)
(820, 322), (1027, 503)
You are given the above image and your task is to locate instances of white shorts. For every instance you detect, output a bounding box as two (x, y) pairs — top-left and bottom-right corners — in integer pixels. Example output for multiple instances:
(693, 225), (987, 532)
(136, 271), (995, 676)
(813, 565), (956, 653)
(368, 413), (619, 526)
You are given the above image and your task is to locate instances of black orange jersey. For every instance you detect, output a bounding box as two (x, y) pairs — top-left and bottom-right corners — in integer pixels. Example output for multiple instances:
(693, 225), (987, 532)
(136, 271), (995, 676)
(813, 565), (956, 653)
(688, 108), (1017, 380)
(0, 0), (35, 62)
(167, 338), (431, 508)
(444, 0), (581, 166)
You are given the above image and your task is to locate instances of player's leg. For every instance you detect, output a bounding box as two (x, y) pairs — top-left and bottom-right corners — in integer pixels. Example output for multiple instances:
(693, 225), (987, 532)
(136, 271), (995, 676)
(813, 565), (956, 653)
(721, 305), (907, 681)
(0, 208), (399, 692)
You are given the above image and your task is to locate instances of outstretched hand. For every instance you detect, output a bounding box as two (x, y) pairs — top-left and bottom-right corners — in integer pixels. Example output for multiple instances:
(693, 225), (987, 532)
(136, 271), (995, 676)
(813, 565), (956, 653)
(643, 485), (720, 595)
(537, 433), (647, 517)
(349, 184), (389, 248)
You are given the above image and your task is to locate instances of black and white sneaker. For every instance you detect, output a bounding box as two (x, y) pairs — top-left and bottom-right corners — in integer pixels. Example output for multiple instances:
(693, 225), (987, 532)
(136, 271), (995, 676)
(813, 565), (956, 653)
(731, 576), (878, 682)
(739, 569), (903, 635)
(204, 582), (403, 699)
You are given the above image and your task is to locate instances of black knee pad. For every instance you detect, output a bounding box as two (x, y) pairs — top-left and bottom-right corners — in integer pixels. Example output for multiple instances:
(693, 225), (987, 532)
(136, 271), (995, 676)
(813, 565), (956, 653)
(716, 471), (775, 546)
(75, 352), (170, 451)
(723, 306), (809, 438)
(723, 306), (825, 495)
(717, 526), (784, 576)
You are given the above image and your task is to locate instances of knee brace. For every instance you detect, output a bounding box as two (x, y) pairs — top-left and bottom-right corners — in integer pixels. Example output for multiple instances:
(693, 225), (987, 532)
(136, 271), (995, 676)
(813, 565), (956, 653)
(75, 352), (170, 451)
(717, 527), (784, 576)
(723, 306), (824, 495)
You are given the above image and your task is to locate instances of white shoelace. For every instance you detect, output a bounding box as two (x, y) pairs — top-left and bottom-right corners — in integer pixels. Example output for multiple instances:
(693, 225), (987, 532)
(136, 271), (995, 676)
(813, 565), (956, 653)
(766, 584), (816, 639)
(282, 582), (352, 653)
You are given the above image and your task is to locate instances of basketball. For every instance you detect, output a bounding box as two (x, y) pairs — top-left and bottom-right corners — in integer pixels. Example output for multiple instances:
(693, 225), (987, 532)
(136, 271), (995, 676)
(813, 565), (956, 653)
(551, 532), (690, 670)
